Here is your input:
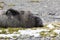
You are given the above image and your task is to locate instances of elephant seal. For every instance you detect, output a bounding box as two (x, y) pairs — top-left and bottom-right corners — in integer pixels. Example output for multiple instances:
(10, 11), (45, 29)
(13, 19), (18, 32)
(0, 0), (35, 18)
(0, 8), (43, 28)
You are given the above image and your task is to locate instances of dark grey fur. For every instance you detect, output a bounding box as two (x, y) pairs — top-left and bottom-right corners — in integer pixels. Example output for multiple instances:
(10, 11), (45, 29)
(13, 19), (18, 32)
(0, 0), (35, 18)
(0, 9), (43, 28)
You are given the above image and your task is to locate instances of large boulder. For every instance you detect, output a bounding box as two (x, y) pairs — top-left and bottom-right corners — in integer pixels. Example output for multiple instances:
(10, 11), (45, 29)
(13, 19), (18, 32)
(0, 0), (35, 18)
(0, 8), (43, 28)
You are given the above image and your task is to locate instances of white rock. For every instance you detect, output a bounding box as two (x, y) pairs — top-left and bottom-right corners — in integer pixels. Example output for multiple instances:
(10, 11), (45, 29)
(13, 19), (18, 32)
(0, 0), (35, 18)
(18, 29), (49, 37)
(54, 29), (60, 34)
(0, 30), (2, 32)
(47, 24), (54, 29)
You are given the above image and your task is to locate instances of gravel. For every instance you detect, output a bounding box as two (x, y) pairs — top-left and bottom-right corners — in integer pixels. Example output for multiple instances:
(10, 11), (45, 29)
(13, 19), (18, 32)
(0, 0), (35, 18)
(0, 0), (60, 40)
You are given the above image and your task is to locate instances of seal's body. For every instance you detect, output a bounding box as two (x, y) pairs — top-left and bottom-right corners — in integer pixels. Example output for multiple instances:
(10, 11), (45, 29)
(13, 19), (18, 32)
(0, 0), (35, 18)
(0, 9), (43, 28)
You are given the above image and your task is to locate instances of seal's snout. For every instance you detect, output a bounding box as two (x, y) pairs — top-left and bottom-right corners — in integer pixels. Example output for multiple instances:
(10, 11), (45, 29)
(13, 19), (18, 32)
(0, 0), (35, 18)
(5, 9), (20, 16)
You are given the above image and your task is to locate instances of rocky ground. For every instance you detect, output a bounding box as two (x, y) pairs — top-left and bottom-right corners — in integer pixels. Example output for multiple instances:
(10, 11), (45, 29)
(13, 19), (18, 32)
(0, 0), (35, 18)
(0, 22), (60, 40)
(0, 0), (60, 40)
